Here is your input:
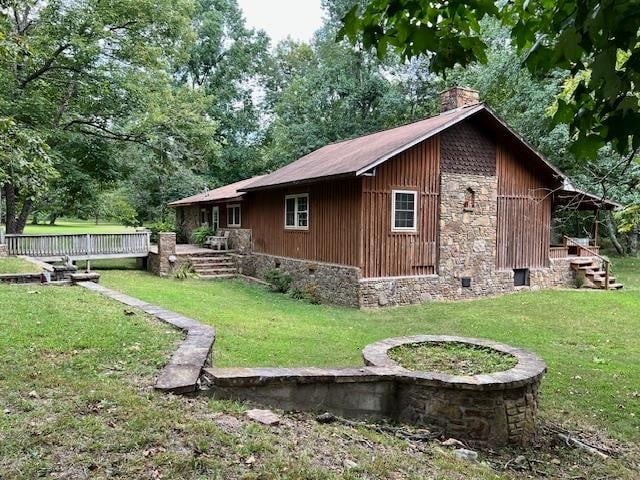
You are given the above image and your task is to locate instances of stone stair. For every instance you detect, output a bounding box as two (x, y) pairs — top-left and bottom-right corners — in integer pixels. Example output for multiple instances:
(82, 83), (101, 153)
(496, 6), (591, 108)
(186, 251), (237, 279)
(570, 258), (623, 290)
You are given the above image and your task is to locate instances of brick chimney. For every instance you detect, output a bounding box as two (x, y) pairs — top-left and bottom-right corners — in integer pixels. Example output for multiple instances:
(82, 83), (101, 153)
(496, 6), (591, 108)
(439, 87), (480, 112)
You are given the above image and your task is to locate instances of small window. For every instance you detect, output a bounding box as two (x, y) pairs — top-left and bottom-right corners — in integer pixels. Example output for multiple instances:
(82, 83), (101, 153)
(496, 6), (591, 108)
(392, 190), (417, 232)
(227, 204), (241, 227)
(514, 268), (530, 287)
(285, 194), (309, 230)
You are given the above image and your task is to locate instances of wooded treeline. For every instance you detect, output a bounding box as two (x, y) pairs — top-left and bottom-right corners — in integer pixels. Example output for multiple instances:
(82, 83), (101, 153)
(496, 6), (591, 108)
(0, 0), (638, 254)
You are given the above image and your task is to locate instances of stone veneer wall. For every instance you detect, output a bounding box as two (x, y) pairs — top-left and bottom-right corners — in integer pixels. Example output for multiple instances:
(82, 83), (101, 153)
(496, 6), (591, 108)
(178, 206), (201, 243)
(357, 173), (581, 308)
(148, 233), (177, 276)
(0, 243), (7, 257)
(219, 228), (251, 254)
(239, 252), (361, 307)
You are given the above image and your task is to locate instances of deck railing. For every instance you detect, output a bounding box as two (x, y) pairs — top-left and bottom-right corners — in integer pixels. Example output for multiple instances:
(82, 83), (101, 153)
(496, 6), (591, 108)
(549, 246), (569, 258)
(5, 232), (150, 260)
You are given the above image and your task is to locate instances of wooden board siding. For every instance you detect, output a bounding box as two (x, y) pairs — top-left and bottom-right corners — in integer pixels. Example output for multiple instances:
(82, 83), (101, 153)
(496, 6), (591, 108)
(360, 137), (440, 277)
(243, 178), (362, 266)
(496, 141), (552, 269)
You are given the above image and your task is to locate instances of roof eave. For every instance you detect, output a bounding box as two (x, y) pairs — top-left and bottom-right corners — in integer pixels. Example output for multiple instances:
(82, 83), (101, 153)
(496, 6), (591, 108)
(239, 172), (358, 192)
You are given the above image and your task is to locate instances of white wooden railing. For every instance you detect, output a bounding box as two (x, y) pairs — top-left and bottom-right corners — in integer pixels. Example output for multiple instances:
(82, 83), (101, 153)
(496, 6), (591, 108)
(5, 232), (150, 260)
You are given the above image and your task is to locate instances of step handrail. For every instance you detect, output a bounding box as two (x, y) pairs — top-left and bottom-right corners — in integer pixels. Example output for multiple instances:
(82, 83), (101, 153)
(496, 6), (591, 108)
(564, 235), (611, 290)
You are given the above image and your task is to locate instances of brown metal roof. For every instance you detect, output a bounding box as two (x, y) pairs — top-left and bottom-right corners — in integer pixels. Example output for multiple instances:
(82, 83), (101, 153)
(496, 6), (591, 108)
(242, 104), (485, 191)
(168, 175), (266, 207)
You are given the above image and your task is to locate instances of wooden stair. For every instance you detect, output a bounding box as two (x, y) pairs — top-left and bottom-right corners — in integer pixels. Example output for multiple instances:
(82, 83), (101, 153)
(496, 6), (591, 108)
(570, 258), (623, 290)
(186, 251), (237, 279)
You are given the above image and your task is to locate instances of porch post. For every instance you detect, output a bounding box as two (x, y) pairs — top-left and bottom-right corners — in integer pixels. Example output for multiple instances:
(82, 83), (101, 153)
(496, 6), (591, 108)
(592, 209), (600, 246)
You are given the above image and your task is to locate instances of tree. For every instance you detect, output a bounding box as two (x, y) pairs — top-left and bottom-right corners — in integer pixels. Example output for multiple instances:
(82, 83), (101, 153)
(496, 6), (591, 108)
(339, 0), (640, 159)
(0, 118), (55, 233)
(0, 0), (217, 233)
(178, 0), (271, 183)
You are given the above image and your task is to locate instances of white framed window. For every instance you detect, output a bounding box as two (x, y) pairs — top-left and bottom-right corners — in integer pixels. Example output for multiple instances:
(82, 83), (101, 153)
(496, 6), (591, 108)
(227, 204), (241, 227)
(285, 193), (309, 230)
(392, 190), (417, 232)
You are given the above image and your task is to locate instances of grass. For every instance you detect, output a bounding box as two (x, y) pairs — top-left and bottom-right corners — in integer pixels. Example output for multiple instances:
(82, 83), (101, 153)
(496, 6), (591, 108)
(3, 218), (137, 235)
(2, 256), (639, 478)
(0, 284), (524, 479)
(98, 256), (640, 444)
(0, 257), (39, 274)
(388, 343), (518, 375)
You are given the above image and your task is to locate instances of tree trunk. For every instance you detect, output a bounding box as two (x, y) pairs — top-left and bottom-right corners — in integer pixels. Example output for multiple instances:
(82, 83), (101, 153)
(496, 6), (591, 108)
(4, 184), (18, 234)
(604, 210), (624, 255)
(628, 227), (639, 257)
(3, 183), (34, 234)
(16, 198), (32, 233)
(49, 213), (57, 225)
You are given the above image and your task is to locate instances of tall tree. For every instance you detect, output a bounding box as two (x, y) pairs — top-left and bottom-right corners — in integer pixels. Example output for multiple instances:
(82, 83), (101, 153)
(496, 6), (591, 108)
(178, 0), (271, 184)
(0, 0), (218, 233)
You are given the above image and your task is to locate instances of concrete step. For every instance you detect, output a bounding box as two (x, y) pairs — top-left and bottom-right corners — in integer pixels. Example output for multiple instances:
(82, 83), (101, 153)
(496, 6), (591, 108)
(193, 267), (237, 275)
(608, 283), (624, 290)
(570, 258), (594, 266)
(191, 257), (234, 266)
(199, 274), (236, 279)
(190, 260), (234, 267)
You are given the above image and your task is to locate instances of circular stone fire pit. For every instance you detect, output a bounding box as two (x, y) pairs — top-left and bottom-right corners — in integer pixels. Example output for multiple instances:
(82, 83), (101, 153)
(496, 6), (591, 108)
(363, 335), (547, 447)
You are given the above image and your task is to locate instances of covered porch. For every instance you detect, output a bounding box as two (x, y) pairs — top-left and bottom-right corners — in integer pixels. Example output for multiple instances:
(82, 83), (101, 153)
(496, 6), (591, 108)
(549, 184), (619, 259)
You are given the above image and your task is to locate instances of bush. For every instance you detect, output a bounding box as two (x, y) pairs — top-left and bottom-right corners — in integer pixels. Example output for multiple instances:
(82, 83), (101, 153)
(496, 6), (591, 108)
(264, 268), (292, 293)
(147, 221), (176, 243)
(192, 226), (214, 247)
(174, 261), (197, 280)
(574, 272), (586, 289)
(290, 282), (321, 304)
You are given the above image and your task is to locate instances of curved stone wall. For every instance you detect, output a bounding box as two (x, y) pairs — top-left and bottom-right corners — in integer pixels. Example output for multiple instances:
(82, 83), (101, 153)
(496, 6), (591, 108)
(201, 335), (546, 448)
(363, 335), (546, 446)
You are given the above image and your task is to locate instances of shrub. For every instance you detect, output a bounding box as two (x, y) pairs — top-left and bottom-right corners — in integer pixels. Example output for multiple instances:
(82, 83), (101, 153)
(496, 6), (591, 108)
(291, 282), (321, 304)
(192, 226), (215, 247)
(574, 272), (586, 289)
(264, 268), (292, 293)
(174, 261), (197, 280)
(147, 221), (176, 243)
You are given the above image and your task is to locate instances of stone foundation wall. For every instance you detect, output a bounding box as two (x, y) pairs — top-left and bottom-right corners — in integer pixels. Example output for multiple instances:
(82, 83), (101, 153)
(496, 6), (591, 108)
(220, 228), (251, 254)
(240, 252), (361, 307)
(0, 243), (7, 257)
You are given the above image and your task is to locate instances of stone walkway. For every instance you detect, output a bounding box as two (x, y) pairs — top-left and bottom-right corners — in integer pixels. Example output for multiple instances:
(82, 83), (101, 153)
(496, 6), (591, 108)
(77, 282), (215, 394)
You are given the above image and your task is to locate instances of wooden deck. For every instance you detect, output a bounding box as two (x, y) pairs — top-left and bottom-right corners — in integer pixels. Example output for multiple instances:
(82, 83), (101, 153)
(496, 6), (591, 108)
(5, 232), (150, 261)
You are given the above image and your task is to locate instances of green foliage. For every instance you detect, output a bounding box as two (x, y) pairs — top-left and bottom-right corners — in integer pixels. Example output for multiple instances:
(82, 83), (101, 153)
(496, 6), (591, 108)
(191, 226), (214, 247)
(616, 204), (640, 234)
(574, 272), (586, 289)
(263, 268), (293, 293)
(290, 282), (322, 304)
(147, 221), (177, 244)
(339, 0), (640, 159)
(174, 260), (197, 280)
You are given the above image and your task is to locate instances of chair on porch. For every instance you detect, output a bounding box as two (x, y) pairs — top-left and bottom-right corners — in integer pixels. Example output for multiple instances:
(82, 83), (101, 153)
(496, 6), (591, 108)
(204, 230), (229, 251)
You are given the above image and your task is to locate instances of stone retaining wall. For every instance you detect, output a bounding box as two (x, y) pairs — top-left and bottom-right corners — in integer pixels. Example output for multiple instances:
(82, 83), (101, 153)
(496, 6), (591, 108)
(203, 335), (546, 448)
(0, 243), (7, 257)
(239, 252), (361, 307)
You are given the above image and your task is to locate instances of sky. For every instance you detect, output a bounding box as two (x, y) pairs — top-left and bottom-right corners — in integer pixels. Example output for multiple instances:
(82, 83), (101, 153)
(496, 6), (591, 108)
(236, 0), (324, 43)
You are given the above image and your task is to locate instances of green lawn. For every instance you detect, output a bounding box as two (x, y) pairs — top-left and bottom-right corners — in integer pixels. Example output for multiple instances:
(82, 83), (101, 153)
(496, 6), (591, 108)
(1, 257), (638, 478)
(99, 256), (640, 445)
(7, 218), (137, 235)
(0, 285), (519, 479)
(0, 257), (39, 274)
